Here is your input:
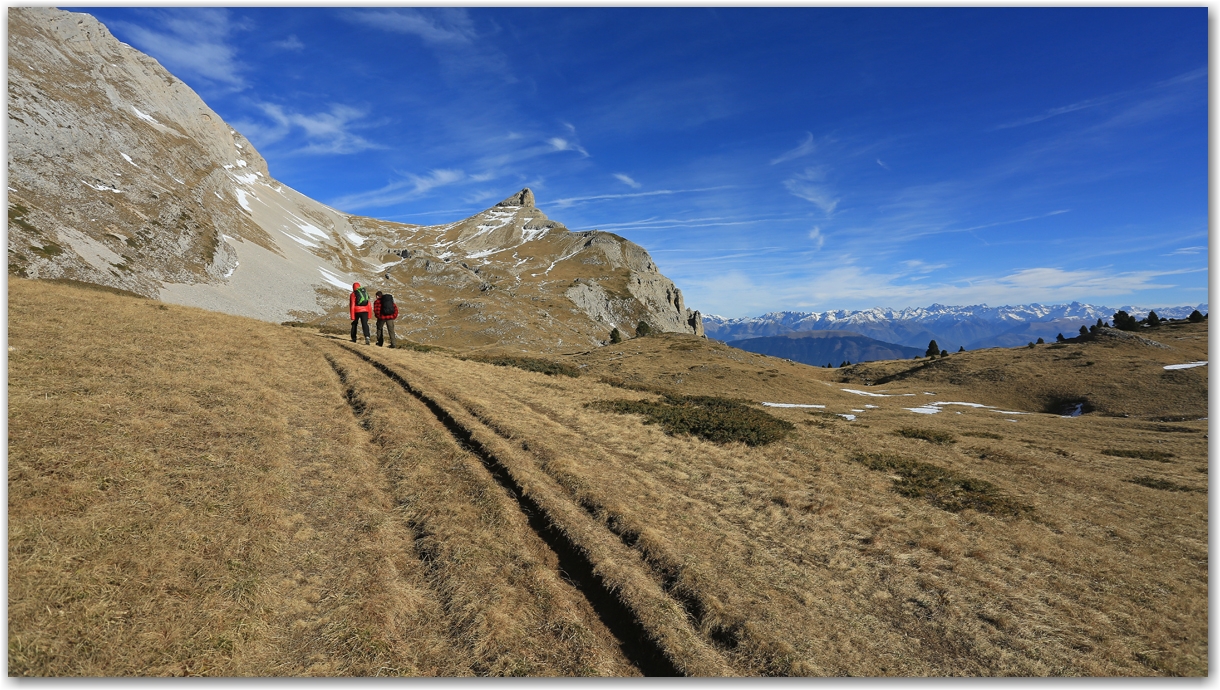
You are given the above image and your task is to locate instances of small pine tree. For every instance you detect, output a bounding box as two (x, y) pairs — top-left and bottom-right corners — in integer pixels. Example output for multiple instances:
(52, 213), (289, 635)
(1113, 310), (1138, 331)
(1079, 325), (1089, 337)
(839, 361), (849, 368)
(1097, 318), (1104, 328)
(609, 327), (622, 344)
(1145, 310), (1160, 327)
(635, 321), (652, 337)
(1056, 333), (1065, 342)
(958, 345), (965, 352)
(1027, 342), (1035, 348)
(1189, 309), (1204, 323)
(925, 339), (940, 358)
(940, 349), (948, 357)
(1036, 337), (1045, 344)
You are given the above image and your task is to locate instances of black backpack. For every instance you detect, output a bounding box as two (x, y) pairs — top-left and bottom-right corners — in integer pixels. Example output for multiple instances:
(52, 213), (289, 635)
(379, 293), (395, 315)
(354, 286), (369, 306)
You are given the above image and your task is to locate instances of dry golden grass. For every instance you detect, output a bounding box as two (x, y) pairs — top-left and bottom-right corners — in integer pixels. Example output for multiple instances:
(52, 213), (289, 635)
(9, 280), (1208, 676)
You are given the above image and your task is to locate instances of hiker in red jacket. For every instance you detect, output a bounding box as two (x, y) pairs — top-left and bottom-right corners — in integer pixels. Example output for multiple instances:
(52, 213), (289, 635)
(349, 282), (372, 345)
(373, 290), (399, 348)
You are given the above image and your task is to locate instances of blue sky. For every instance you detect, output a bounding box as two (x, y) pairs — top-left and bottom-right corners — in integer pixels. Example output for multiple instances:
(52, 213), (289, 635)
(72, 7), (1208, 317)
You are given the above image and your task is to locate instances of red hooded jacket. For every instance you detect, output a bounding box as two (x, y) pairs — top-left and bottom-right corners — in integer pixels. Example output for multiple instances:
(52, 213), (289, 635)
(349, 283), (373, 320)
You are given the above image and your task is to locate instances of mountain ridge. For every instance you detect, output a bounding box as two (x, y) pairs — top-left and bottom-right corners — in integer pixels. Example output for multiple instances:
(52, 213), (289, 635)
(7, 7), (703, 351)
(705, 301), (1208, 352)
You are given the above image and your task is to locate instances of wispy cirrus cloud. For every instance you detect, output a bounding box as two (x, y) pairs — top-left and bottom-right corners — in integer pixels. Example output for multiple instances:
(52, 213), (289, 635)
(233, 103), (384, 155)
(111, 8), (248, 90)
(613, 173), (641, 188)
(770, 132), (815, 165)
(330, 169), (468, 210)
(783, 166), (839, 215)
(552, 186), (732, 209)
(271, 34), (304, 51)
(1163, 246), (1206, 256)
(343, 8), (476, 45)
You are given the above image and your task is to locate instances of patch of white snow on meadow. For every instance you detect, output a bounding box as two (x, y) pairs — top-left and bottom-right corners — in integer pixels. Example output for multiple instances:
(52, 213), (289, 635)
(838, 414), (857, 421)
(905, 406), (941, 414)
(81, 180), (122, 193)
(234, 189), (253, 212)
(991, 410), (1030, 415)
(520, 226), (550, 243)
(318, 267), (351, 289)
(851, 409), (865, 413)
(172, 177), (185, 185)
(132, 107), (160, 124)
(761, 402), (825, 408)
(121, 153), (138, 168)
(923, 392), (936, 395)
(864, 404), (879, 409)
(294, 222), (327, 241)
(345, 231), (366, 247)
(1005, 419), (1019, 423)
(842, 388), (916, 397)
(279, 230), (318, 248)
(1164, 361), (1207, 370)
(933, 402), (993, 408)
(466, 247), (505, 259)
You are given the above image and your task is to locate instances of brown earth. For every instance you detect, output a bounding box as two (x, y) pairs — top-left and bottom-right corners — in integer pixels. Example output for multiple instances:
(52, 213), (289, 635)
(9, 279), (1208, 676)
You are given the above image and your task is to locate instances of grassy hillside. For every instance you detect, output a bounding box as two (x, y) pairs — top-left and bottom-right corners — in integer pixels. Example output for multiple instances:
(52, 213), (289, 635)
(9, 279), (1208, 676)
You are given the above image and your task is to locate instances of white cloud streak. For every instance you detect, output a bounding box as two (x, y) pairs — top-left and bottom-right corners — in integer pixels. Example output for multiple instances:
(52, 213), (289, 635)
(770, 132), (815, 165)
(783, 166), (839, 215)
(234, 103), (383, 155)
(330, 169), (468, 210)
(343, 8), (476, 45)
(613, 173), (641, 189)
(113, 9), (247, 90)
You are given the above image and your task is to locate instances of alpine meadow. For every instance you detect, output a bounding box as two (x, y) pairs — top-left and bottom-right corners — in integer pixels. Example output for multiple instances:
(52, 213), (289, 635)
(7, 7), (1208, 677)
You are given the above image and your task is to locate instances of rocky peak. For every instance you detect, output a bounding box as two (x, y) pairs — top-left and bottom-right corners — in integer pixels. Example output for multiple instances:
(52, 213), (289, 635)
(496, 188), (535, 208)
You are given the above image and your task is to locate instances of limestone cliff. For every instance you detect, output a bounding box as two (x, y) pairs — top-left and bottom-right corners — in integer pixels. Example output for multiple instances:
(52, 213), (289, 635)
(7, 7), (703, 350)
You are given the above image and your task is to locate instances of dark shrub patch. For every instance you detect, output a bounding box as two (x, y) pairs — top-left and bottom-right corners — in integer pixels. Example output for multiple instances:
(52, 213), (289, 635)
(465, 355), (579, 377)
(1042, 395), (1093, 416)
(598, 376), (667, 394)
(1101, 448), (1175, 462)
(961, 431), (1003, 440)
(896, 427), (956, 445)
(1128, 476), (1198, 492)
(852, 453), (1032, 518)
(588, 395), (794, 446)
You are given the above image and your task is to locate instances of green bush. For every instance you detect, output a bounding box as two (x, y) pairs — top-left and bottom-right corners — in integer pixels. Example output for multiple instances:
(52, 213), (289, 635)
(635, 321), (653, 337)
(1189, 309), (1204, 323)
(1101, 448), (1175, 462)
(609, 327), (623, 344)
(853, 453), (1032, 517)
(588, 395), (794, 446)
(896, 427), (957, 444)
(925, 339), (939, 358)
(465, 355), (580, 377)
(961, 431), (1003, 440)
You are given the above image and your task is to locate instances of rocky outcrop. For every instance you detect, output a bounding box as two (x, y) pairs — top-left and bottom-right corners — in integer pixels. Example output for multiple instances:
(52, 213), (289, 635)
(8, 7), (704, 349)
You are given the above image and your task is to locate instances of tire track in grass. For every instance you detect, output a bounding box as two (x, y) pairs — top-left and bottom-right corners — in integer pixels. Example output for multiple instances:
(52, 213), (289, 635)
(338, 343), (728, 677)
(382, 355), (807, 675)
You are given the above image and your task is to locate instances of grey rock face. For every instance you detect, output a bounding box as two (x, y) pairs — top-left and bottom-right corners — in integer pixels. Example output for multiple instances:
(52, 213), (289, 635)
(8, 7), (704, 345)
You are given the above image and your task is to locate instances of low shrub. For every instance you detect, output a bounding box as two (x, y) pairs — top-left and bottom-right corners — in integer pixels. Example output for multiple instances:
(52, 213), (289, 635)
(588, 395), (794, 446)
(397, 340), (444, 353)
(1101, 448), (1175, 462)
(465, 355), (580, 377)
(896, 427), (957, 444)
(1128, 476), (1197, 492)
(853, 453), (1032, 517)
(961, 431), (1003, 440)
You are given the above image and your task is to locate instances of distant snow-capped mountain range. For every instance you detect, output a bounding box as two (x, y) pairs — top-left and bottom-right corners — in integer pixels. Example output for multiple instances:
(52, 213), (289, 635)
(704, 302), (1208, 353)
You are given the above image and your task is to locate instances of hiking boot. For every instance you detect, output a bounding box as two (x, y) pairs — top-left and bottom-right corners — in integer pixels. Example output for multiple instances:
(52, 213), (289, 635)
(365, 337), (371, 345)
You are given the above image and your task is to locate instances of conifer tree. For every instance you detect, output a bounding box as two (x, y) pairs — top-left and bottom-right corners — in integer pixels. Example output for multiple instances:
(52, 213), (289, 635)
(1056, 333), (1066, 342)
(635, 321), (652, 337)
(1036, 337), (1045, 344)
(1189, 309), (1204, 323)
(609, 328), (622, 344)
(1145, 310), (1160, 327)
(925, 339), (939, 358)
(1079, 325), (1089, 337)
(958, 345), (965, 352)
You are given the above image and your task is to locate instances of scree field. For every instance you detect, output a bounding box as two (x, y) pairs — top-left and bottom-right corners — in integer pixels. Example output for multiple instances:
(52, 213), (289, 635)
(8, 279), (1208, 676)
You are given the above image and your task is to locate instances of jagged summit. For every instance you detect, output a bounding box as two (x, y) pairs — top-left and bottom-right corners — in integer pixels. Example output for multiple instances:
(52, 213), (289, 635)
(7, 7), (703, 349)
(496, 188), (535, 208)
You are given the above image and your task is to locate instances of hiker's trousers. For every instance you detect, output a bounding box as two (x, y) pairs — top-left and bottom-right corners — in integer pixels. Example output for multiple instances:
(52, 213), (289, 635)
(351, 312), (370, 341)
(377, 319), (397, 348)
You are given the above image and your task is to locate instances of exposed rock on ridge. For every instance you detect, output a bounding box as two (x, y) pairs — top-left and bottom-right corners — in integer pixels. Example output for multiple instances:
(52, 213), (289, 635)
(7, 7), (703, 349)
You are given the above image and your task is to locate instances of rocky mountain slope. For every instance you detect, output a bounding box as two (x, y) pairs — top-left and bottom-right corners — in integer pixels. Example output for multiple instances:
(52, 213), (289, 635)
(728, 330), (924, 367)
(7, 7), (703, 351)
(705, 302), (1208, 353)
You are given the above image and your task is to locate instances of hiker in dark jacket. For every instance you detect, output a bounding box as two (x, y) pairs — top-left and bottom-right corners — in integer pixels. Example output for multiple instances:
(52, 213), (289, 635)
(349, 282), (372, 345)
(373, 290), (399, 348)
